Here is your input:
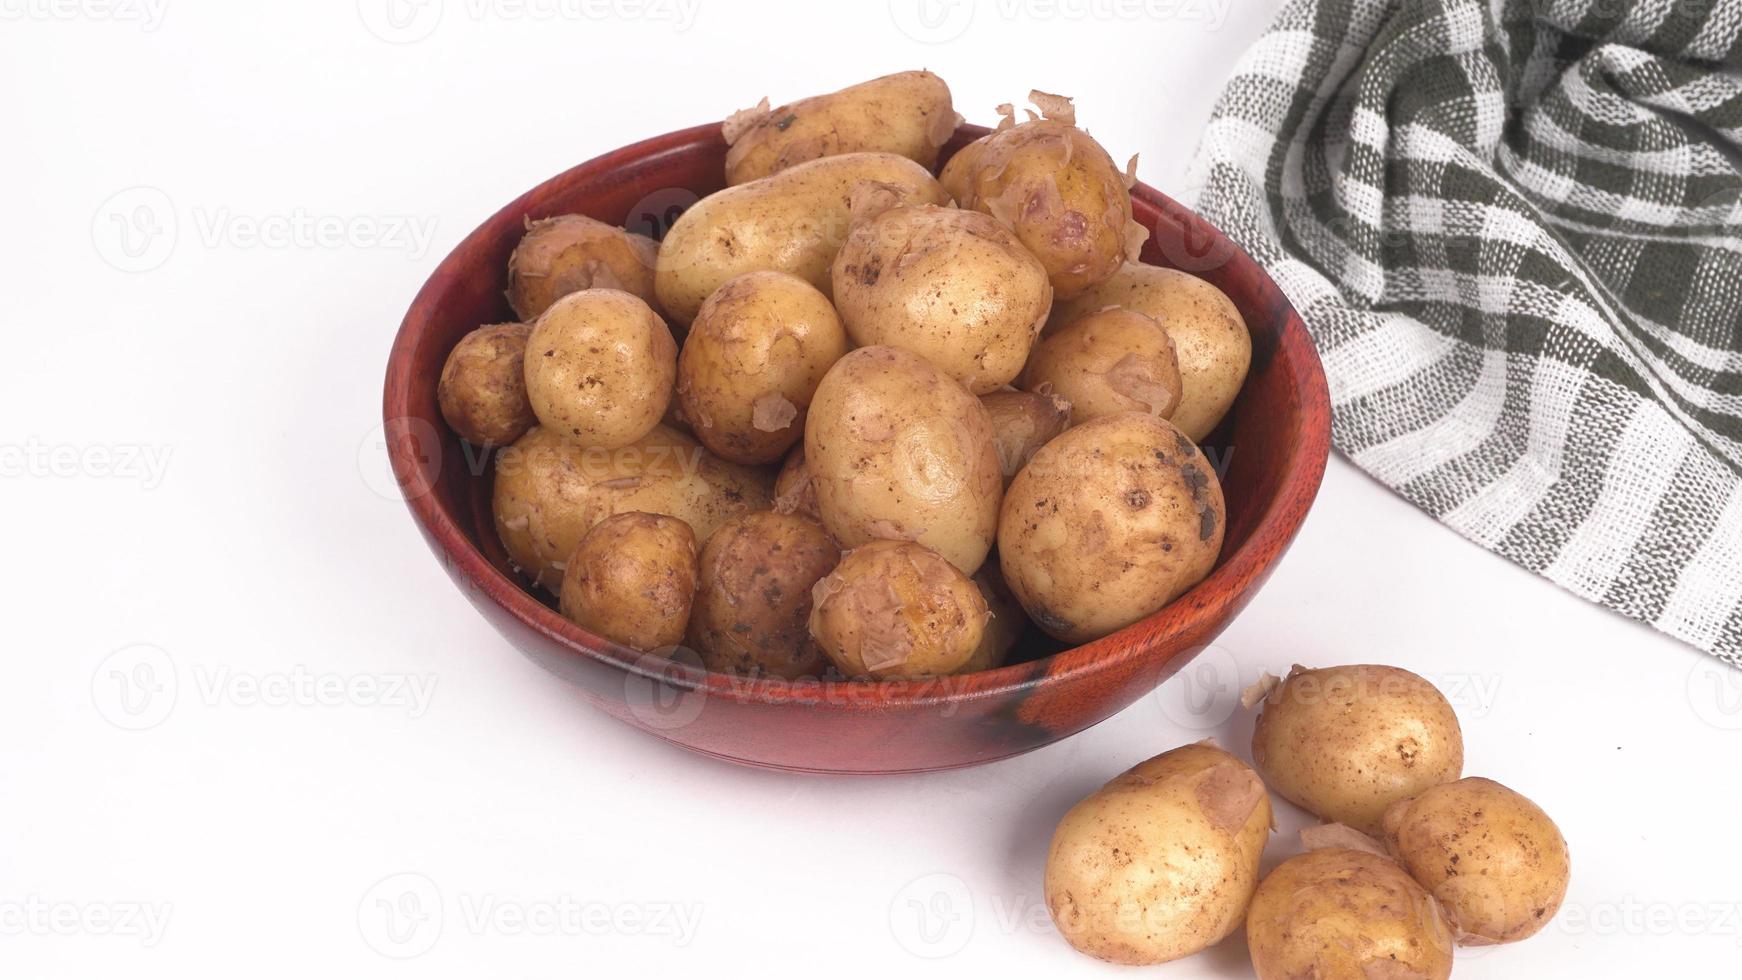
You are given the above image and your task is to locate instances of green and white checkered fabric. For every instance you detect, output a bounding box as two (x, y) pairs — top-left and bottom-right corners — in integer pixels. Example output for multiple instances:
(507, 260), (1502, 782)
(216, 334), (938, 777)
(1187, 0), (1742, 660)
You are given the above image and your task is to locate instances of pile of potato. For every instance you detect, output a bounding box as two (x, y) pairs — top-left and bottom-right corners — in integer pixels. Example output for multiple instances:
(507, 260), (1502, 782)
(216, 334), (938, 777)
(1044, 664), (1571, 978)
(436, 71), (1255, 680)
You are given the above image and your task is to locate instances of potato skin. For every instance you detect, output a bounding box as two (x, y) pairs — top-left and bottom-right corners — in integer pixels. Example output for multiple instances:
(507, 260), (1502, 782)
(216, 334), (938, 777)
(981, 390), (1072, 485)
(808, 539), (987, 679)
(438, 323), (536, 447)
(1247, 848), (1454, 980)
(688, 511), (839, 679)
(998, 413), (1224, 643)
(1380, 777), (1570, 945)
(1250, 665), (1464, 835)
(492, 424), (772, 592)
(940, 94), (1143, 300)
(832, 204), (1052, 394)
(805, 346), (1003, 575)
(524, 289), (677, 450)
(507, 214), (660, 321)
(558, 512), (697, 653)
(772, 445), (822, 523)
(1045, 743), (1271, 965)
(723, 70), (959, 185)
(962, 562), (1026, 673)
(655, 153), (949, 325)
(675, 271), (848, 464)
(1022, 307), (1181, 423)
(1050, 264), (1251, 442)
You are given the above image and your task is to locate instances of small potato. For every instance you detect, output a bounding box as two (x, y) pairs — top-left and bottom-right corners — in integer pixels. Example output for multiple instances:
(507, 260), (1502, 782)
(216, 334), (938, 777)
(1050, 263), (1252, 442)
(980, 390), (1071, 485)
(1022, 307), (1182, 423)
(998, 413), (1224, 643)
(688, 511), (839, 679)
(832, 203), (1051, 394)
(655, 153), (949, 325)
(940, 92), (1145, 299)
(772, 445), (821, 523)
(438, 323), (536, 447)
(808, 539), (987, 679)
(723, 70), (960, 185)
(676, 271), (849, 464)
(558, 512), (697, 653)
(507, 214), (660, 321)
(492, 424), (772, 591)
(1381, 777), (1570, 945)
(1249, 664), (1464, 835)
(962, 562), (1026, 673)
(524, 289), (677, 450)
(1045, 742), (1271, 965)
(1247, 848), (1454, 980)
(806, 346), (1003, 575)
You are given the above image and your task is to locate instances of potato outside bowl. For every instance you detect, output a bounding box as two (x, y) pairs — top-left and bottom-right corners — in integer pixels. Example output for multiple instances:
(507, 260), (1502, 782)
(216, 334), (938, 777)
(381, 123), (1331, 774)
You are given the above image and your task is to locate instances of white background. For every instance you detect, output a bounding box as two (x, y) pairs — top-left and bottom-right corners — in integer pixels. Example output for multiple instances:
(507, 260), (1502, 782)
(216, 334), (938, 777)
(5, 0), (1741, 976)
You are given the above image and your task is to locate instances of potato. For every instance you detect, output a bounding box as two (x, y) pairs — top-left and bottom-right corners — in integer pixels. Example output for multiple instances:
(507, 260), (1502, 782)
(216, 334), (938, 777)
(805, 346), (1003, 575)
(1380, 777), (1570, 945)
(1247, 847), (1454, 980)
(655, 153), (949, 325)
(962, 562), (1026, 673)
(1248, 664), (1464, 835)
(438, 323), (536, 447)
(980, 390), (1071, 485)
(1045, 742), (1271, 965)
(492, 424), (772, 591)
(1021, 307), (1181, 423)
(940, 92), (1145, 299)
(688, 511), (839, 679)
(723, 70), (960, 185)
(524, 289), (677, 450)
(831, 202), (1051, 394)
(506, 214), (660, 321)
(558, 512), (696, 653)
(998, 413), (1223, 643)
(1050, 264), (1251, 441)
(772, 445), (821, 523)
(808, 539), (987, 679)
(675, 271), (848, 464)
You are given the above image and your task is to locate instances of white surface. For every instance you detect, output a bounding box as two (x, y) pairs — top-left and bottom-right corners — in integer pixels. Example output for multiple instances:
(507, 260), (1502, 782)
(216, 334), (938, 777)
(5, 2), (1740, 976)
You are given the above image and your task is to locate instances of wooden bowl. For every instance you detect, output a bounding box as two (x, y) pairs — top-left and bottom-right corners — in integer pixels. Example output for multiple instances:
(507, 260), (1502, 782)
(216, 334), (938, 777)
(382, 124), (1330, 774)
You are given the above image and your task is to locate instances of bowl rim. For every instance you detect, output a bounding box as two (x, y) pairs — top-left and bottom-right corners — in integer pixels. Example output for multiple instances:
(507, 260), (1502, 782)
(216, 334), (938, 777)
(383, 122), (1331, 711)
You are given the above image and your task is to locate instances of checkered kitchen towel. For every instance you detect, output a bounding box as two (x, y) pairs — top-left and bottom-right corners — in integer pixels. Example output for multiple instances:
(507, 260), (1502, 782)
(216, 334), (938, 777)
(1187, 0), (1742, 661)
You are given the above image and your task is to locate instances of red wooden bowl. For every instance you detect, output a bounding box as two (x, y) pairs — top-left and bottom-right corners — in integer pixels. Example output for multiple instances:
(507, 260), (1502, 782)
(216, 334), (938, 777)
(382, 123), (1330, 774)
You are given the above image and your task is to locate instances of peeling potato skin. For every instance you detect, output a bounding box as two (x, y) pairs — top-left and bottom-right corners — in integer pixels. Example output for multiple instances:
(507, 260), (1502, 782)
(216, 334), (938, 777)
(1250, 665), (1465, 835)
(998, 413), (1224, 644)
(1246, 848), (1455, 980)
(1380, 777), (1570, 946)
(438, 323), (537, 447)
(831, 204), (1052, 394)
(940, 112), (1140, 300)
(772, 445), (822, 523)
(688, 511), (839, 679)
(492, 425), (773, 592)
(1044, 743), (1272, 965)
(1022, 307), (1182, 424)
(724, 71), (959, 185)
(805, 346), (1004, 576)
(807, 539), (987, 680)
(506, 214), (660, 321)
(981, 390), (1072, 486)
(558, 512), (697, 654)
(524, 289), (677, 451)
(655, 153), (949, 326)
(675, 271), (848, 465)
(1050, 263), (1252, 442)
